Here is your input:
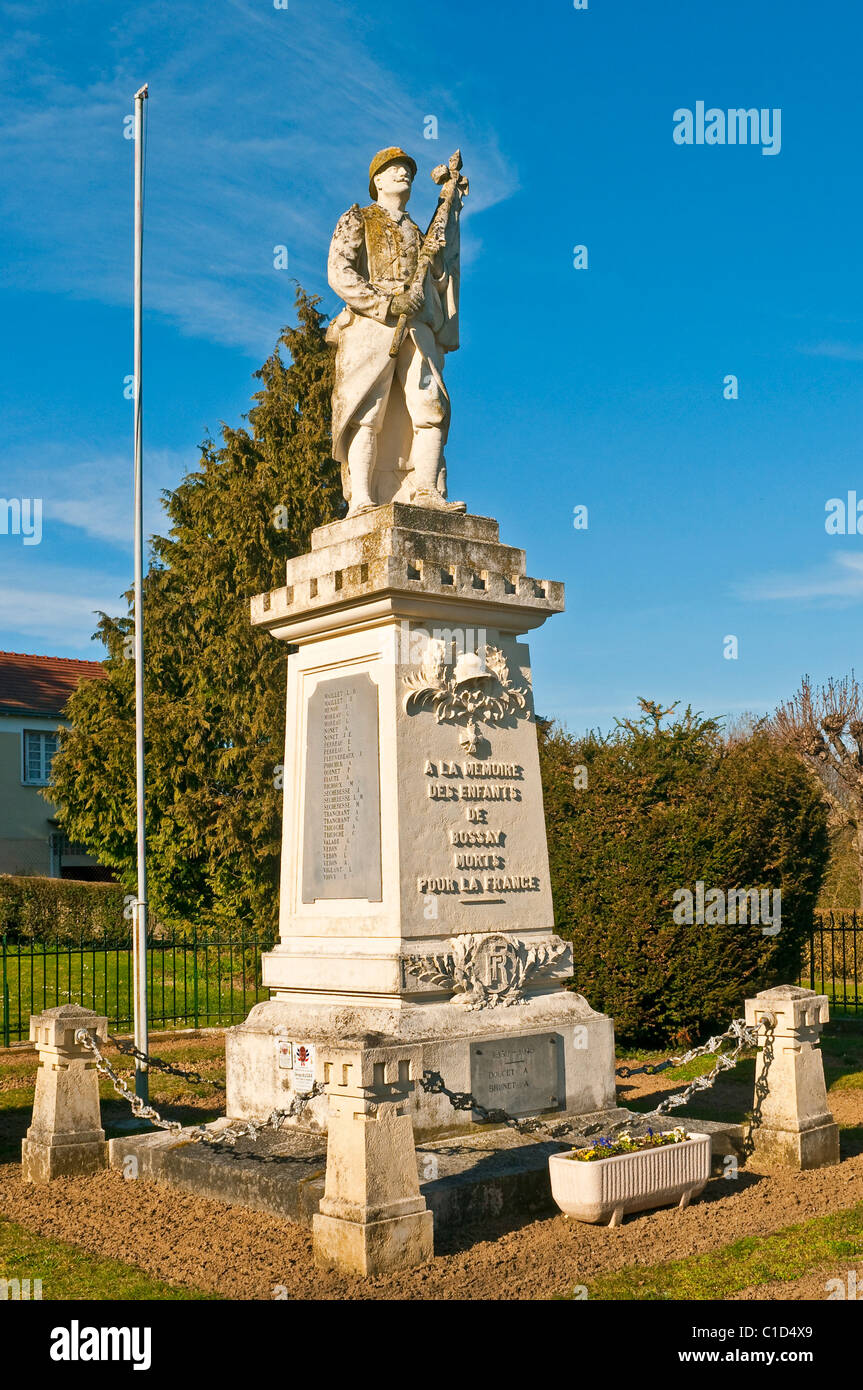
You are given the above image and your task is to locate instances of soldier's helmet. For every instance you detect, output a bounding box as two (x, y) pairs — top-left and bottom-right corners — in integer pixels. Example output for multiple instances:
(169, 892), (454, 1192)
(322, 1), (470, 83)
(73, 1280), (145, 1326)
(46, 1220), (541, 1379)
(369, 147), (417, 200)
(453, 651), (492, 686)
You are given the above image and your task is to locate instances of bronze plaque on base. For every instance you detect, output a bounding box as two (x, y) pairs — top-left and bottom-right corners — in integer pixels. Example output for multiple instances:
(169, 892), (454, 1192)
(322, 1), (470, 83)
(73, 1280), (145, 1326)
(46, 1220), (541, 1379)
(470, 1033), (561, 1118)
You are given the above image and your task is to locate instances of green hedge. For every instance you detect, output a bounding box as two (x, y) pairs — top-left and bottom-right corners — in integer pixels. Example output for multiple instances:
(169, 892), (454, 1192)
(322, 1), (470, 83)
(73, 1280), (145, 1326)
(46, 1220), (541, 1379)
(0, 875), (128, 944)
(539, 705), (830, 1048)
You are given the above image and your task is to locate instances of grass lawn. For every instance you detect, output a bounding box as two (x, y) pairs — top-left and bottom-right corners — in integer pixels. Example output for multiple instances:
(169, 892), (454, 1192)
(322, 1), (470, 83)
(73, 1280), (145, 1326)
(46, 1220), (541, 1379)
(802, 976), (863, 1021)
(1, 941), (269, 1043)
(571, 1202), (863, 1300)
(0, 1033), (226, 1164)
(0, 1216), (219, 1300)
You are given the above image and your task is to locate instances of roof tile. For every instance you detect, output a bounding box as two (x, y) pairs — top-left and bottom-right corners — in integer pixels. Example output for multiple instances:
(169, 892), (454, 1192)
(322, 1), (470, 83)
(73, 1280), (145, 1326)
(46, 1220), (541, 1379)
(0, 651), (107, 716)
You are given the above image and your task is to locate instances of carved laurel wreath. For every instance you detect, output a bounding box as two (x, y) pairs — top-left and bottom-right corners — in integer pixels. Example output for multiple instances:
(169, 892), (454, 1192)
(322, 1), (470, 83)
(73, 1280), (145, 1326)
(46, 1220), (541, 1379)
(402, 642), (529, 753)
(405, 933), (569, 1010)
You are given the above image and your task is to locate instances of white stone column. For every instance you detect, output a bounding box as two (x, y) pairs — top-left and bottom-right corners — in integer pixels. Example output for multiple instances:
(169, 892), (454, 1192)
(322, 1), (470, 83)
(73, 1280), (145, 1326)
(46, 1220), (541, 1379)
(22, 1004), (109, 1183)
(313, 1042), (434, 1275)
(744, 984), (839, 1169)
(226, 504), (618, 1135)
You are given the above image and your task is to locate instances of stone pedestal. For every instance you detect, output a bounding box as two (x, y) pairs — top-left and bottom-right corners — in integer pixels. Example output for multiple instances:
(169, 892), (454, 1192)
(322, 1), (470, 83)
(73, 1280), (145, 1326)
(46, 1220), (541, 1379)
(22, 1004), (108, 1182)
(312, 1042), (433, 1275)
(227, 504), (616, 1137)
(744, 985), (839, 1169)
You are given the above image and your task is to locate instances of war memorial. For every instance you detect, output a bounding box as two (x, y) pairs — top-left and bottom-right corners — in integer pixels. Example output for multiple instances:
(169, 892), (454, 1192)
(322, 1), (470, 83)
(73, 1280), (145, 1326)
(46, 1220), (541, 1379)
(20, 145), (840, 1282)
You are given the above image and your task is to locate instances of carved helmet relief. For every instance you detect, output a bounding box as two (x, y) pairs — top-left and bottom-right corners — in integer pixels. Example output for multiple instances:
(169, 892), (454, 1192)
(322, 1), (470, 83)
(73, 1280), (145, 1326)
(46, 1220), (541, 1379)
(402, 641), (530, 754)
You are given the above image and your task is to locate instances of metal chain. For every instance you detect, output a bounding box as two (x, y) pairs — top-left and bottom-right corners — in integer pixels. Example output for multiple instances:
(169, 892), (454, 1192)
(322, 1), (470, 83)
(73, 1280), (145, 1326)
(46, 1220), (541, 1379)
(419, 1071), (636, 1144)
(75, 1029), (323, 1149)
(76, 1029), (184, 1136)
(420, 1016), (761, 1139)
(76, 1011), (764, 1154)
(183, 1089), (325, 1148)
(418, 1071), (548, 1133)
(650, 1018), (758, 1115)
(108, 1035), (226, 1091)
(616, 1018), (755, 1079)
(418, 1070), (628, 1141)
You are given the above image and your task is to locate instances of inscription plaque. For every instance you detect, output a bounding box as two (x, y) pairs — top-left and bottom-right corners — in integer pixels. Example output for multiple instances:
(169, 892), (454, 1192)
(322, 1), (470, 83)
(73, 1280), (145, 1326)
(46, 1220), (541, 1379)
(301, 673), (382, 901)
(470, 1033), (561, 1118)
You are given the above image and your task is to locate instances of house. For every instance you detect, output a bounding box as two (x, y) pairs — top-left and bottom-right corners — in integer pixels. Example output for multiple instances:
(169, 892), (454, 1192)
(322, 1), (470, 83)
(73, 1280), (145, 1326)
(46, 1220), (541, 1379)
(0, 651), (110, 879)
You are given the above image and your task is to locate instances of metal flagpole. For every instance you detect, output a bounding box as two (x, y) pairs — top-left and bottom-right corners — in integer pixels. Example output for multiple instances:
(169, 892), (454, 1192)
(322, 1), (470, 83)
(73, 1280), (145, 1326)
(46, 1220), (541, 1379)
(132, 82), (149, 1100)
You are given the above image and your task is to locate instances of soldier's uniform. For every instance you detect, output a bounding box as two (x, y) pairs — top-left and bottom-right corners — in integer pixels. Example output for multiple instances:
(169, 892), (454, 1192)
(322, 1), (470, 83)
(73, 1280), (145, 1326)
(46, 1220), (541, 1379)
(327, 151), (461, 507)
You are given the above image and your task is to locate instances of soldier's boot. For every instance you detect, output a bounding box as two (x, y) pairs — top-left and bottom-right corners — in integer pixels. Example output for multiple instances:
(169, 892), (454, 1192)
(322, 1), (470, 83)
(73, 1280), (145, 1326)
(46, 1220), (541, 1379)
(345, 425), (378, 516)
(409, 427), (466, 512)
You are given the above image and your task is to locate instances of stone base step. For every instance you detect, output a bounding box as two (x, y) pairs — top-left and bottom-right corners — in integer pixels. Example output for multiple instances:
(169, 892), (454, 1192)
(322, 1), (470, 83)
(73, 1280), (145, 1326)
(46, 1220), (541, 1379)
(108, 1110), (743, 1235)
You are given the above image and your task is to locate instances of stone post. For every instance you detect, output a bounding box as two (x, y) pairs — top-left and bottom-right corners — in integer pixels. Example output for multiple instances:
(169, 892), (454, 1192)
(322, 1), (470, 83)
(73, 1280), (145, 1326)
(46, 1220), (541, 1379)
(21, 1004), (109, 1183)
(744, 984), (839, 1170)
(312, 1042), (434, 1275)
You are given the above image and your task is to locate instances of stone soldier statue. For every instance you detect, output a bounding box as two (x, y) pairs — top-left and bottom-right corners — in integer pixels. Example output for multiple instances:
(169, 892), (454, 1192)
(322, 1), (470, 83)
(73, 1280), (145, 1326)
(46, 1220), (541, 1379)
(327, 146), (468, 516)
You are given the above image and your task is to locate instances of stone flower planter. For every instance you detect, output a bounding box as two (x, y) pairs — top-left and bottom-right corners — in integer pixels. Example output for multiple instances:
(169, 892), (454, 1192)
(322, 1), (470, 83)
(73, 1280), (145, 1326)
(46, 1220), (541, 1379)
(548, 1131), (711, 1226)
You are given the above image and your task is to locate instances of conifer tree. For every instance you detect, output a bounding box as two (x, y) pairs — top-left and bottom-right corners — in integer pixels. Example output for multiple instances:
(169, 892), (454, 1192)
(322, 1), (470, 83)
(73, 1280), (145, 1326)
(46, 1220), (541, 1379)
(49, 287), (343, 936)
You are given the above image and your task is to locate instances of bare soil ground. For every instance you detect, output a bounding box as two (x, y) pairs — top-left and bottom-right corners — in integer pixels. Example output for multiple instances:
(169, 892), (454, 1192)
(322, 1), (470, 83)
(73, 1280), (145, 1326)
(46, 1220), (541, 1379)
(2, 1151), (862, 1301)
(1, 1029), (862, 1300)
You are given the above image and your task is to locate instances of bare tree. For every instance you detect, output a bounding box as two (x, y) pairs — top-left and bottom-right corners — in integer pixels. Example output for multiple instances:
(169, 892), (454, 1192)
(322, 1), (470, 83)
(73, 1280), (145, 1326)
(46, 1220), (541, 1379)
(772, 673), (863, 907)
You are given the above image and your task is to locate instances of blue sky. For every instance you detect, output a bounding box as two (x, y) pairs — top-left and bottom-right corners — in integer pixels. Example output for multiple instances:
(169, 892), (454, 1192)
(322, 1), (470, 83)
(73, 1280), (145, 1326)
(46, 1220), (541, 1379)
(1, 0), (861, 734)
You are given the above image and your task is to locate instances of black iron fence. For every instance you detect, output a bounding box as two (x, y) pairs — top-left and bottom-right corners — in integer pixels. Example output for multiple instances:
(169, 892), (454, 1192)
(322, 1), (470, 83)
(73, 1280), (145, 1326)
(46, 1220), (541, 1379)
(801, 910), (862, 1015)
(2, 912), (861, 1047)
(0, 926), (274, 1046)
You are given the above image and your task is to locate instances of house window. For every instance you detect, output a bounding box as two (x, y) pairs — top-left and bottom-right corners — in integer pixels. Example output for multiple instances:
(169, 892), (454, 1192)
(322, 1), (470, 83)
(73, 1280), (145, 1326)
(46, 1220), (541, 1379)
(23, 730), (58, 785)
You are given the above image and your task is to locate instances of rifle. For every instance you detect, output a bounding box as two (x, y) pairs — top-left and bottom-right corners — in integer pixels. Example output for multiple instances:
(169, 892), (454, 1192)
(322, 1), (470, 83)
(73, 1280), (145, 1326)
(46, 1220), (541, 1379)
(389, 148), (468, 358)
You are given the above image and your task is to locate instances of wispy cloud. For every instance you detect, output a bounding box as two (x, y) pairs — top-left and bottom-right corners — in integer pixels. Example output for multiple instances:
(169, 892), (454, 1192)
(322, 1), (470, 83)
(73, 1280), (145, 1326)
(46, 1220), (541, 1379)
(798, 341), (863, 362)
(0, 0), (517, 355)
(2, 444), (190, 549)
(0, 574), (122, 648)
(738, 552), (863, 602)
